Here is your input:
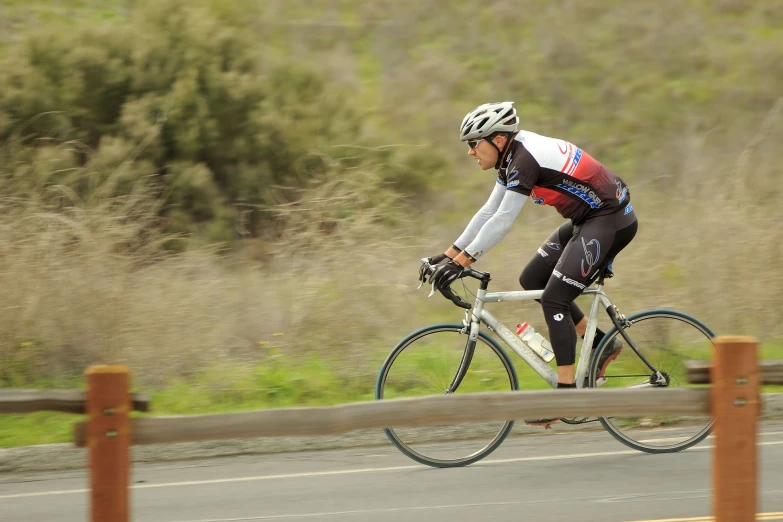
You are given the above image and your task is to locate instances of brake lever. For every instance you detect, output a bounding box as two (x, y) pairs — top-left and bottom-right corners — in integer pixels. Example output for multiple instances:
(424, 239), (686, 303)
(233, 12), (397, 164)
(417, 258), (434, 292)
(417, 279), (437, 296)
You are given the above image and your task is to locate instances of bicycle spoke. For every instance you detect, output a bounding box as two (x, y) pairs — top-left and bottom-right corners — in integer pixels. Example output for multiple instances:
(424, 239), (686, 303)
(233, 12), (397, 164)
(376, 324), (518, 467)
(590, 310), (714, 453)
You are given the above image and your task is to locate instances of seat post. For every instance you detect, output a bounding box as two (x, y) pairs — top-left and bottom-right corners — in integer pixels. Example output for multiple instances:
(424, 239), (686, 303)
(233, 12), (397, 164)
(596, 258), (615, 286)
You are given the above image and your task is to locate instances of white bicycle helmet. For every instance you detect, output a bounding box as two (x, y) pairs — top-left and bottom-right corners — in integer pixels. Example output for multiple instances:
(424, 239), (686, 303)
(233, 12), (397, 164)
(459, 101), (518, 142)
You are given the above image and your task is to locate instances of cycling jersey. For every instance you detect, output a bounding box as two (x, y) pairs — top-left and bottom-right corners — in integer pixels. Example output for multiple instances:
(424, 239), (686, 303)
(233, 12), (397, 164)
(498, 131), (630, 224)
(449, 127), (638, 373)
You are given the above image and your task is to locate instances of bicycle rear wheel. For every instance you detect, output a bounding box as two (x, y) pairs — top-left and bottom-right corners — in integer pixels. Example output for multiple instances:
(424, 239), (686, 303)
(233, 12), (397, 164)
(588, 309), (715, 453)
(375, 323), (518, 468)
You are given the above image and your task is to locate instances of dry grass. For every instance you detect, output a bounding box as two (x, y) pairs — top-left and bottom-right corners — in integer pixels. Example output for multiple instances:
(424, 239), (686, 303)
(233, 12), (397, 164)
(1, 0), (782, 389)
(0, 161), (431, 387)
(3, 118), (782, 389)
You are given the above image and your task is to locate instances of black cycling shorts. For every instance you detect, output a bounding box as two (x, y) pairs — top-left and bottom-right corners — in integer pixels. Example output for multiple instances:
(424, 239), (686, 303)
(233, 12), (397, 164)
(519, 206), (638, 366)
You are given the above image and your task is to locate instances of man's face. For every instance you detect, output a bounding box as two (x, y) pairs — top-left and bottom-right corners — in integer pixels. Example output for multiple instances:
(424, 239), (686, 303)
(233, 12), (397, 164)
(467, 137), (501, 171)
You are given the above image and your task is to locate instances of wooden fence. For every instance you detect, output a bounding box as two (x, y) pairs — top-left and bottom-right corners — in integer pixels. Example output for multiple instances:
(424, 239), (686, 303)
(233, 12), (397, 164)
(2, 336), (781, 522)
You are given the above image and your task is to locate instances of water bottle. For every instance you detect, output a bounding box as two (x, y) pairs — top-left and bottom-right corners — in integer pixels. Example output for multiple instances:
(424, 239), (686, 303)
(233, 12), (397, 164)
(516, 322), (555, 363)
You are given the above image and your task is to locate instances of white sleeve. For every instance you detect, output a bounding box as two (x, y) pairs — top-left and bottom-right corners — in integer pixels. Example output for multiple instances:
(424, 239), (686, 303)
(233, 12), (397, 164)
(463, 191), (527, 260)
(453, 182), (506, 250)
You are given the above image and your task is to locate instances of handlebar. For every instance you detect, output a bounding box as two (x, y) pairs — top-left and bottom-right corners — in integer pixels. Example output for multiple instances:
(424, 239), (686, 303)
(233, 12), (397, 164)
(440, 284), (472, 309)
(418, 258), (491, 310)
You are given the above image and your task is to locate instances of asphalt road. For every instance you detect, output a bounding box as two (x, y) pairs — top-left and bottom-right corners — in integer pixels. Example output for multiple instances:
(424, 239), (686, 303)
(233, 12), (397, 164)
(3, 422), (783, 522)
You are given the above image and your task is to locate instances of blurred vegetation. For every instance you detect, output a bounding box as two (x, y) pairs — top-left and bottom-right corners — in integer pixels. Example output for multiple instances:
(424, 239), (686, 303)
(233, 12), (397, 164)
(2, 0), (782, 245)
(0, 0), (444, 247)
(1, 0), (783, 439)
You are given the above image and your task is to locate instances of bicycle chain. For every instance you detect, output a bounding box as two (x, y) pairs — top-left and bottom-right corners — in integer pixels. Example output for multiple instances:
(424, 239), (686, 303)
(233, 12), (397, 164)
(560, 417), (602, 425)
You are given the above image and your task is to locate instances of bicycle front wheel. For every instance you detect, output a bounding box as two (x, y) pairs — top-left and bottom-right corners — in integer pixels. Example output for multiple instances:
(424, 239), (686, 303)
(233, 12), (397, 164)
(375, 323), (519, 468)
(589, 309), (715, 453)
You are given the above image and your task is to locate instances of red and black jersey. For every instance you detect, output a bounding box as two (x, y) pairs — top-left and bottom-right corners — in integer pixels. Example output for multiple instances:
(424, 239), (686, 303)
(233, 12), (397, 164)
(498, 131), (630, 224)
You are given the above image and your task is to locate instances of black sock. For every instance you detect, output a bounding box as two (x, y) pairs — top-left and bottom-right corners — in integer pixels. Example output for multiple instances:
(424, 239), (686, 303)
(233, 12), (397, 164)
(581, 328), (606, 350)
(557, 382), (577, 389)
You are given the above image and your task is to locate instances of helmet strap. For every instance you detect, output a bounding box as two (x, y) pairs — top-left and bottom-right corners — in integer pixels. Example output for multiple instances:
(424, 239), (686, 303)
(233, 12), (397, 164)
(492, 132), (517, 170)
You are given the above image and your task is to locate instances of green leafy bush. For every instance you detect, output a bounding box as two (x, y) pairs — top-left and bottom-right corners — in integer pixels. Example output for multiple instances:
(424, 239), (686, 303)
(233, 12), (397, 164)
(0, 0), (443, 245)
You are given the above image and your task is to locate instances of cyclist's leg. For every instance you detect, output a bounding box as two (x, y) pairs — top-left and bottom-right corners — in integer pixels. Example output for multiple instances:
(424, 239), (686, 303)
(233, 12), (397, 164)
(523, 233), (586, 426)
(541, 209), (638, 384)
(586, 206), (638, 280)
(526, 209), (638, 426)
(519, 221), (587, 325)
(585, 209), (638, 381)
(520, 221), (617, 350)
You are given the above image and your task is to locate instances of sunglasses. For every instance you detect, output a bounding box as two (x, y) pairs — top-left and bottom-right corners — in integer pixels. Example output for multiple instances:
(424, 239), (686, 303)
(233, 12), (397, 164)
(467, 138), (483, 150)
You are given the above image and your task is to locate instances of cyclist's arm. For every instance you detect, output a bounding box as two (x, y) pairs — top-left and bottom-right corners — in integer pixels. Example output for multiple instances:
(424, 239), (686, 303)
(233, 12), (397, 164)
(446, 182), (506, 257)
(454, 190), (527, 265)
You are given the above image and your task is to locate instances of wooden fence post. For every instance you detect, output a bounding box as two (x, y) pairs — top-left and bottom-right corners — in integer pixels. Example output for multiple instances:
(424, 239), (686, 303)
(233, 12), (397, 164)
(712, 336), (759, 522)
(86, 365), (131, 522)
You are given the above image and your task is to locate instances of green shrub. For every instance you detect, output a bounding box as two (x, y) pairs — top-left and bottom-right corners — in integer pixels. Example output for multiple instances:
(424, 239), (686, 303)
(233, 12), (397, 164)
(0, 0), (444, 245)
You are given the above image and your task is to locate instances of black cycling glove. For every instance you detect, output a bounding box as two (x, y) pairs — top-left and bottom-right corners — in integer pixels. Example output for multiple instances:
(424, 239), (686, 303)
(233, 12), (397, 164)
(428, 253), (451, 265)
(431, 261), (466, 291)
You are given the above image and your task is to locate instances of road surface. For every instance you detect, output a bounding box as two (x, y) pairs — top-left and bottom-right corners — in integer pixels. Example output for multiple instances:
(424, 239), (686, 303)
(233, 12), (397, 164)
(2, 422), (783, 522)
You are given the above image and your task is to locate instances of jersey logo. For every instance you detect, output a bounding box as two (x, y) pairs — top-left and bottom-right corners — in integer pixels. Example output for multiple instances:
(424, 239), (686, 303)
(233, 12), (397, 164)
(569, 148), (583, 174)
(557, 140), (583, 175)
(508, 180), (520, 188)
(530, 189), (545, 205)
(556, 179), (602, 209)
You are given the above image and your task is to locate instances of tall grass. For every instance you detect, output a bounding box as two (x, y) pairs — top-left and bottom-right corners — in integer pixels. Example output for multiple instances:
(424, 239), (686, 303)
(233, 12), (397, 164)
(0, 155), (436, 387)
(0, 0), (782, 392)
(2, 114), (781, 390)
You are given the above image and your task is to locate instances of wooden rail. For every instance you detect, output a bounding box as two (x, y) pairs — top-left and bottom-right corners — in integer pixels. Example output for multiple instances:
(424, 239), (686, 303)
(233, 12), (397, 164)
(686, 360), (783, 385)
(0, 336), (764, 522)
(0, 389), (150, 414)
(72, 388), (709, 446)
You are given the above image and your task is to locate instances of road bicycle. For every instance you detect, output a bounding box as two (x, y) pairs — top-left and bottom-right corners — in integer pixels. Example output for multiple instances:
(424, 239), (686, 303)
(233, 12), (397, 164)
(375, 258), (716, 468)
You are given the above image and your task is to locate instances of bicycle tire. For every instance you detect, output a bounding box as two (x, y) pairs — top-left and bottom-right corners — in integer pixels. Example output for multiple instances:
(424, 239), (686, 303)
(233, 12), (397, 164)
(375, 323), (519, 468)
(589, 309), (716, 454)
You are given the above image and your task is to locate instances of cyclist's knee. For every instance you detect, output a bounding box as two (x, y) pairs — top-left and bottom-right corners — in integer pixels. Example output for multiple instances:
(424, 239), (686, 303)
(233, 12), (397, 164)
(540, 283), (567, 304)
(541, 276), (582, 311)
(520, 261), (548, 290)
(519, 270), (532, 290)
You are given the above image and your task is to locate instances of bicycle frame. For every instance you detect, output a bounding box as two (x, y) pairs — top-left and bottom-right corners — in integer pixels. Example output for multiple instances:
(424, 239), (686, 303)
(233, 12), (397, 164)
(465, 285), (614, 389)
(385, 264), (717, 464)
(423, 260), (662, 394)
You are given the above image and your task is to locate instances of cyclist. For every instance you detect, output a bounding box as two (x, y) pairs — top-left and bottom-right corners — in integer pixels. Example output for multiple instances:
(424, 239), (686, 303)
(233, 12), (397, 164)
(425, 101), (638, 427)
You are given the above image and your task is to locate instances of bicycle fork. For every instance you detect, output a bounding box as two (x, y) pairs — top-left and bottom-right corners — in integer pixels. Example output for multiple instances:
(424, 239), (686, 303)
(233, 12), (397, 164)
(445, 316), (481, 394)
